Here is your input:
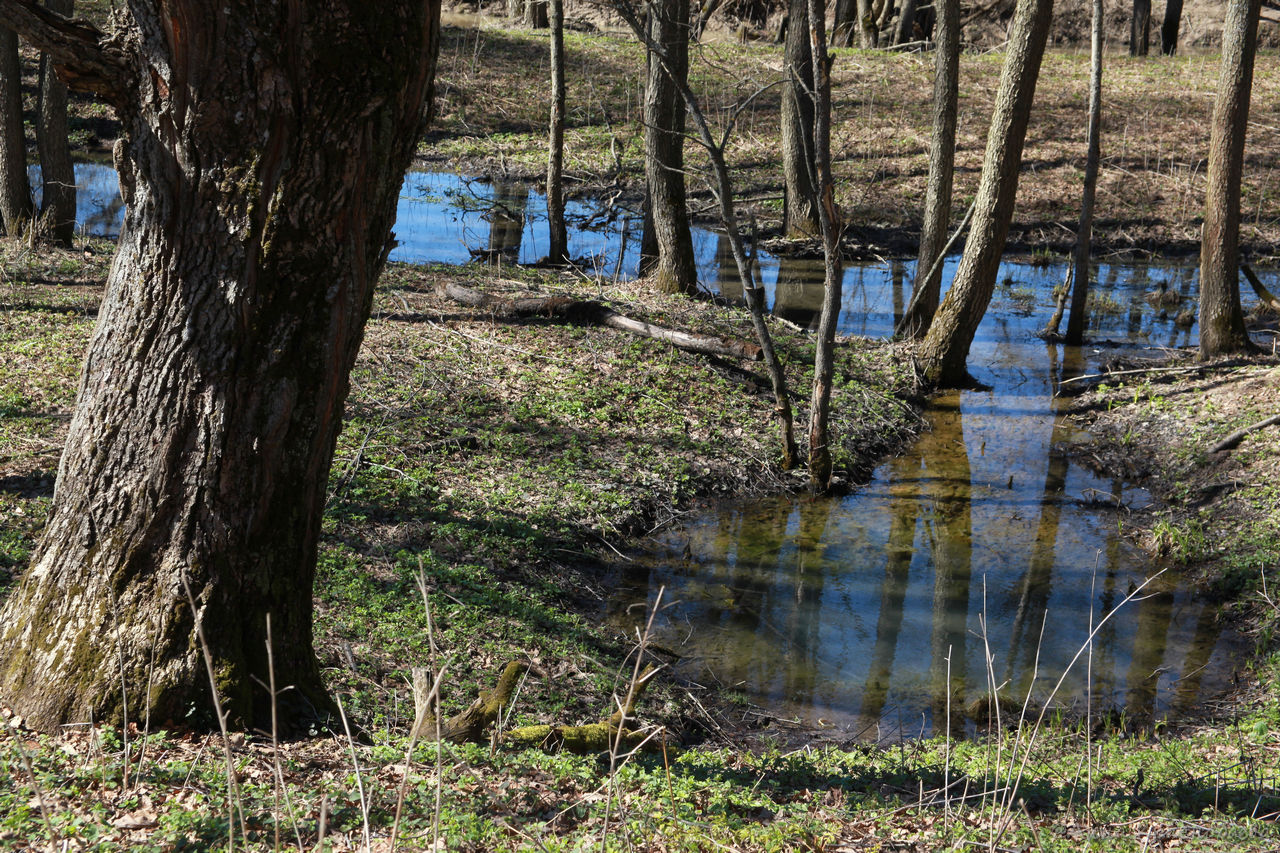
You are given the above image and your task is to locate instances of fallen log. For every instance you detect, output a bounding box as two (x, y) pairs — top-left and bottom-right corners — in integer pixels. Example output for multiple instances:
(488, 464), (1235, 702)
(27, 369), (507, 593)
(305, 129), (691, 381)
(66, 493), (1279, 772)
(1210, 413), (1280, 454)
(413, 660), (670, 755)
(443, 283), (763, 361)
(1241, 264), (1280, 313)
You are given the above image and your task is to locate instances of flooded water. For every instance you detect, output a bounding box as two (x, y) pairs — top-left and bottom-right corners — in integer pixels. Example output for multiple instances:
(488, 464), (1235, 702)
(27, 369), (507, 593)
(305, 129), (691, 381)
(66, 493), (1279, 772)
(607, 262), (1258, 738)
(51, 162), (1263, 736)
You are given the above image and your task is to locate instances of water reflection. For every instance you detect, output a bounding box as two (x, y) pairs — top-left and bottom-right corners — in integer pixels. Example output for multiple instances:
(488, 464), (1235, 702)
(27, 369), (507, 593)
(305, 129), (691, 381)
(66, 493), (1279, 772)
(606, 260), (1251, 737)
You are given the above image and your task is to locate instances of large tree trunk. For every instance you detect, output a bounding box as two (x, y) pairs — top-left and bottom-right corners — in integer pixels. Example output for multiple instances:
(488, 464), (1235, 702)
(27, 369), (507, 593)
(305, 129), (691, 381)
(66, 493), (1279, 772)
(916, 0), (1054, 386)
(643, 0), (697, 295)
(856, 0), (879, 46)
(1198, 0), (1260, 359)
(805, 0), (843, 493)
(1065, 0), (1103, 344)
(900, 0), (958, 339)
(546, 0), (568, 263)
(35, 0), (74, 245)
(832, 0), (857, 45)
(781, 0), (819, 239)
(895, 0), (918, 44)
(1130, 0), (1150, 55)
(1160, 0), (1182, 54)
(0, 0), (441, 733)
(0, 26), (31, 234)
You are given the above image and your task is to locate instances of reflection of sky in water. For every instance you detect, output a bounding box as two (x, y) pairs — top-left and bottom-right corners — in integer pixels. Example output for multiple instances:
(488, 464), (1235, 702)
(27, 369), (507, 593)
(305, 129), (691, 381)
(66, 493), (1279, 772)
(52, 161), (1263, 737)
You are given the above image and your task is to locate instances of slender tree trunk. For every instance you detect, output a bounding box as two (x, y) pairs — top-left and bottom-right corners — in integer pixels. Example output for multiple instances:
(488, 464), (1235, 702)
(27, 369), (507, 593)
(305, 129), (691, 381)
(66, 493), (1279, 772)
(36, 0), (74, 245)
(895, 0), (918, 44)
(0, 26), (31, 234)
(1160, 0), (1182, 54)
(1065, 0), (1103, 344)
(1130, 0), (1150, 55)
(900, 0), (958, 339)
(805, 0), (843, 492)
(1199, 0), (1260, 359)
(916, 0), (1054, 386)
(856, 0), (879, 46)
(0, 0), (441, 733)
(781, 0), (819, 238)
(613, 0), (797, 466)
(546, 0), (568, 262)
(832, 0), (857, 45)
(643, 0), (697, 295)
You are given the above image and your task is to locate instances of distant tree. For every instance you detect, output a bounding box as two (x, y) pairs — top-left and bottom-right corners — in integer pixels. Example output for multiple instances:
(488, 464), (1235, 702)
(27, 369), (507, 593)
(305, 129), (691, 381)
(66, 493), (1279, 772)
(899, 0), (958, 339)
(525, 0), (549, 28)
(916, 0), (1055, 386)
(895, 0), (918, 44)
(642, 0), (697, 294)
(832, 0), (857, 45)
(0, 0), (442, 733)
(1130, 0), (1150, 55)
(804, 0), (844, 492)
(0, 26), (31, 234)
(781, 0), (819, 238)
(546, 0), (568, 262)
(856, 0), (881, 46)
(1199, 0), (1261, 358)
(1160, 0), (1183, 54)
(1064, 0), (1104, 344)
(35, 0), (74, 245)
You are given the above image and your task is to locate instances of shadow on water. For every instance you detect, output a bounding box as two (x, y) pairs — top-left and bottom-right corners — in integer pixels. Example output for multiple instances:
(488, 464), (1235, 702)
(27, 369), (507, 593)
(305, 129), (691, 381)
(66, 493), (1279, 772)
(48, 162), (1267, 738)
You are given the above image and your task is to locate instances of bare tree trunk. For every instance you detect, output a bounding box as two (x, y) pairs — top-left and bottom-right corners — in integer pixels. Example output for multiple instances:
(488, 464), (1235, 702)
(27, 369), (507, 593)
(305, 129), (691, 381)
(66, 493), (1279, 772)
(0, 0), (441, 733)
(856, 0), (879, 46)
(805, 0), (843, 492)
(546, 0), (568, 262)
(0, 26), (31, 234)
(525, 0), (549, 28)
(36, 0), (74, 245)
(916, 0), (1054, 386)
(1199, 0), (1260, 359)
(1064, 0), (1103, 344)
(508, 0), (523, 18)
(1160, 0), (1182, 54)
(781, 0), (819, 238)
(643, 0), (697, 295)
(895, 0), (918, 44)
(832, 0), (857, 45)
(613, 0), (798, 466)
(900, 0), (958, 339)
(1130, 0), (1150, 55)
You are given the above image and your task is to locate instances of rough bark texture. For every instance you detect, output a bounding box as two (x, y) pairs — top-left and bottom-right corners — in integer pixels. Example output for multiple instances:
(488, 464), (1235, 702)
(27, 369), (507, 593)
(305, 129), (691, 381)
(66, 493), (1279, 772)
(643, 0), (697, 295)
(1161, 0), (1183, 54)
(832, 0), (857, 45)
(546, 0), (567, 263)
(917, 0), (1054, 386)
(35, 0), (75, 245)
(900, 0), (958, 339)
(1065, 0), (1103, 344)
(1130, 0), (1150, 55)
(781, 0), (818, 239)
(0, 26), (31, 234)
(805, 0), (842, 493)
(1198, 0), (1259, 359)
(0, 0), (441, 733)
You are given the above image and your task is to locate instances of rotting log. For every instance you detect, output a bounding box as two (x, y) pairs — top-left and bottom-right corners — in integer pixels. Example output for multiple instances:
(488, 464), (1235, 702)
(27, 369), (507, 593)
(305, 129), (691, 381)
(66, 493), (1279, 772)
(443, 283), (763, 361)
(412, 660), (528, 742)
(415, 659), (670, 755)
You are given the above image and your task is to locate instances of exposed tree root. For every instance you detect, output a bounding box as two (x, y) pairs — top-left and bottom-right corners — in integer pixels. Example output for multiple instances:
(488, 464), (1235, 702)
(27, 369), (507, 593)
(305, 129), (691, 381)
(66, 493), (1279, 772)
(442, 282), (763, 361)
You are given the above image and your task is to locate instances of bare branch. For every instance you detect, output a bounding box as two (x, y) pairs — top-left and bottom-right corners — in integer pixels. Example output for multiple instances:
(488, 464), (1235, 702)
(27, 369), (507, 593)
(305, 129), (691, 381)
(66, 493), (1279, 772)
(0, 0), (131, 106)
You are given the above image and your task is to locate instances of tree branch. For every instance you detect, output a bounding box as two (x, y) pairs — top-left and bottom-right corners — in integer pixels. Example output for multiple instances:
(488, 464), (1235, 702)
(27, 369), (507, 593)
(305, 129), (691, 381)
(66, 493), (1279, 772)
(0, 0), (131, 106)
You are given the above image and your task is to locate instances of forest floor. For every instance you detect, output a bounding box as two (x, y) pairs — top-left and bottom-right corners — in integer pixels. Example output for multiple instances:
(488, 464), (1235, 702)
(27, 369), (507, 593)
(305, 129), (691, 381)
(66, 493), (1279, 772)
(2, 14), (1280, 853)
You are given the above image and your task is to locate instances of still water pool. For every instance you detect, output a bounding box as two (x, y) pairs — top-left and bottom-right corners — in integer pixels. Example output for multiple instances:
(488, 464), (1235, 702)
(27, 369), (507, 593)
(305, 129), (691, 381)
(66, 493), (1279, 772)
(49, 162), (1264, 737)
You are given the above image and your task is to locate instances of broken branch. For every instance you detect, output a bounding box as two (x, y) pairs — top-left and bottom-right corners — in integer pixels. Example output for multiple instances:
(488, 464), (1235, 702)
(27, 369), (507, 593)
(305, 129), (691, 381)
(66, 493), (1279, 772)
(0, 0), (131, 106)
